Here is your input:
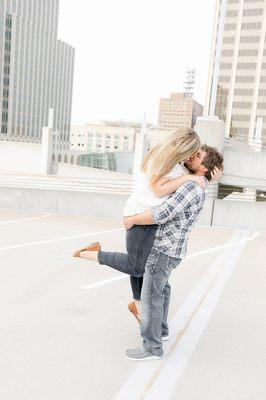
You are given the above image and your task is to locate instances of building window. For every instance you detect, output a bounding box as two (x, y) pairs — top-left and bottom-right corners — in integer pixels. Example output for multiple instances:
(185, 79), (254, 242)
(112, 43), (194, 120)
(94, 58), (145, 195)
(234, 88), (253, 96)
(238, 49), (258, 56)
(226, 10), (238, 17)
(220, 63), (232, 70)
(237, 62), (257, 69)
(241, 22), (261, 29)
(243, 9), (263, 16)
(219, 75), (231, 82)
(233, 101), (252, 109)
(224, 23), (237, 30)
(257, 102), (266, 109)
(221, 49), (234, 56)
(223, 36), (235, 44)
(231, 114), (250, 121)
(258, 89), (266, 96)
(235, 76), (255, 82)
(236, 127), (249, 135)
(240, 36), (260, 43)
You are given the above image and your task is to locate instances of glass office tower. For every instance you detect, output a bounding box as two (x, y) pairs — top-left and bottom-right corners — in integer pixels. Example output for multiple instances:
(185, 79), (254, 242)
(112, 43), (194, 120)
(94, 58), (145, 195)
(0, 0), (74, 149)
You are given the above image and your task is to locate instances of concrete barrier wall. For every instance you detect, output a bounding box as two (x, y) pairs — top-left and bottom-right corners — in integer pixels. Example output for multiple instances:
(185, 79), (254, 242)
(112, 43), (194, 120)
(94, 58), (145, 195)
(0, 141), (42, 174)
(0, 184), (265, 230)
(212, 199), (266, 231)
(221, 147), (266, 189)
(0, 185), (218, 224)
(0, 187), (130, 219)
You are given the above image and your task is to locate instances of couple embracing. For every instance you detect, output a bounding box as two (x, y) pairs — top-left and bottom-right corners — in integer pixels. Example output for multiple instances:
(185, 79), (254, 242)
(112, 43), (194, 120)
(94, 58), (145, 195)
(74, 128), (224, 361)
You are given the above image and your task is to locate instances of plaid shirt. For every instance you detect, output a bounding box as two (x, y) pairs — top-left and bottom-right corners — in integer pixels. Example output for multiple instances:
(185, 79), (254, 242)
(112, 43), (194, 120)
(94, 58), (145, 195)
(150, 181), (206, 259)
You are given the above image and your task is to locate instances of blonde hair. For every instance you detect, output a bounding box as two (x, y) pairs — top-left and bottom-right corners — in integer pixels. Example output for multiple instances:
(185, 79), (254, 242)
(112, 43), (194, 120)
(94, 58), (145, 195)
(142, 128), (201, 184)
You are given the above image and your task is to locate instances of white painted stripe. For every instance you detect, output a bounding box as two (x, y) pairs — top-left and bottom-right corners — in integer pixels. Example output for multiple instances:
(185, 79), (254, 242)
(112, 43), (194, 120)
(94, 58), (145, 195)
(80, 231), (260, 291)
(112, 230), (253, 400)
(0, 214), (50, 224)
(81, 275), (127, 290)
(186, 231), (260, 259)
(0, 228), (124, 251)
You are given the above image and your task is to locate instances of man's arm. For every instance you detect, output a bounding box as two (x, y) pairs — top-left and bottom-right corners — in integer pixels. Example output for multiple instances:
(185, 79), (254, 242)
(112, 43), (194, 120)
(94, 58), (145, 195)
(151, 181), (200, 225)
(123, 210), (155, 230)
(124, 181), (200, 229)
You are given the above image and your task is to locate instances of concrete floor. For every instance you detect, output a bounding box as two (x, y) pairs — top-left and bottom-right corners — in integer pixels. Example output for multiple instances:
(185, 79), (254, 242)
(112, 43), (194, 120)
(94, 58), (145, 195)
(0, 209), (265, 400)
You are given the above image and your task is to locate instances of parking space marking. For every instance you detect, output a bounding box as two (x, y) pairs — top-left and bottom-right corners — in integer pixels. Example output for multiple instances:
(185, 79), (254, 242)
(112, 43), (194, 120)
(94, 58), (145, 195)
(81, 275), (127, 290)
(0, 214), (50, 224)
(0, 228), (124, 251)
(186, 231), (260, 259)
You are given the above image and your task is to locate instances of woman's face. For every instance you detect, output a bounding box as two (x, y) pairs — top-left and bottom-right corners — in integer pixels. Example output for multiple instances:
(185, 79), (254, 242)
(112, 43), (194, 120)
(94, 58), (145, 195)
(185, 149), (207, 172)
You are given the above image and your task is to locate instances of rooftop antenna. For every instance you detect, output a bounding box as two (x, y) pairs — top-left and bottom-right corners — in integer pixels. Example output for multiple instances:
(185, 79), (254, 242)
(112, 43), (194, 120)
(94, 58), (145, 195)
(184, 68), (195, 97)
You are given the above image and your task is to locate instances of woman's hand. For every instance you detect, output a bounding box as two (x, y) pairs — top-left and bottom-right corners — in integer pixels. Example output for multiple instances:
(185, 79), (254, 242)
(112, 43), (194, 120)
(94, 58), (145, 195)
(123, 217), (134, 230)
(210, 166), (223, 182)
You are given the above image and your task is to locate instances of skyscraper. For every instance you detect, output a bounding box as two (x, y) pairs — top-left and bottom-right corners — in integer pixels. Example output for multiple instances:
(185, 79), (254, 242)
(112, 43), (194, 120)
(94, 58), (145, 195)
(0, 0), (74, 149)
(205, 0), (266, 145)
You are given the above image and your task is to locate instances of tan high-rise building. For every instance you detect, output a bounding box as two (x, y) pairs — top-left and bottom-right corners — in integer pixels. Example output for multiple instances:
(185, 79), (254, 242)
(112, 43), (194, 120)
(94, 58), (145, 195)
(158, 92), (203, 131)
(205, 0), (266, 145)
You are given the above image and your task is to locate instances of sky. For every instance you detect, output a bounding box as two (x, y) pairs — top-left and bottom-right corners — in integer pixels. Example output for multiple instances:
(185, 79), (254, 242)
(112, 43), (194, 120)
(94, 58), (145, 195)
(58, 0), (216, 125)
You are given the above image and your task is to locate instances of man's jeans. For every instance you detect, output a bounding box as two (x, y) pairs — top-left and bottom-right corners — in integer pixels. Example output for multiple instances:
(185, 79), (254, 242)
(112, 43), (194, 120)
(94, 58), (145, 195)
(98, 225), (157, 277)
(140, 248), (181, 356)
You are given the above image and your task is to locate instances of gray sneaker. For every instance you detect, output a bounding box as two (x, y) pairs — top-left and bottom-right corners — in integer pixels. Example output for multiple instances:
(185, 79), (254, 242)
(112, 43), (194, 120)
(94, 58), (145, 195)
(125, 347), (164, 361)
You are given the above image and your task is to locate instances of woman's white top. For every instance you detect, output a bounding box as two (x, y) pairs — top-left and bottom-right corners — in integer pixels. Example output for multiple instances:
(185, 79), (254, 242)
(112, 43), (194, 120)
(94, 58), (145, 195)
(123, 163), (188, 217)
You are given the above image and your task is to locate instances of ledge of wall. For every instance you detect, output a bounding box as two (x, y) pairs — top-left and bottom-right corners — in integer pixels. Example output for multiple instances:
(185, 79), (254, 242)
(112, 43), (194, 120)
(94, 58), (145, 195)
(222, 147), (266, 190)
(0, 185), (265, 230)
(212, 199), (266, 231)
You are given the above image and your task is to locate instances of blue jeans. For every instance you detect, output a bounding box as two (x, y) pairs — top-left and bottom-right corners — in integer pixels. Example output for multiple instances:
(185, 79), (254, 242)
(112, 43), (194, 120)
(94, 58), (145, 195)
(97, 225), (157, 277)
(140, 248), (181, 356)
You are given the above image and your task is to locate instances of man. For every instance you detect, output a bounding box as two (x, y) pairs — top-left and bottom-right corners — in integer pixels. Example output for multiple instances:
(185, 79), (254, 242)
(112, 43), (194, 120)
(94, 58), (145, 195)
(73, 145), (223, 360)
(124, 145), (224, 361)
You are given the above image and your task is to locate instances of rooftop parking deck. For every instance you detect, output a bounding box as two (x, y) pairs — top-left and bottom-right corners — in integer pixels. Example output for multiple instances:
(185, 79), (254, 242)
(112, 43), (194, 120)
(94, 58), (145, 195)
(0, 208), (265, 399)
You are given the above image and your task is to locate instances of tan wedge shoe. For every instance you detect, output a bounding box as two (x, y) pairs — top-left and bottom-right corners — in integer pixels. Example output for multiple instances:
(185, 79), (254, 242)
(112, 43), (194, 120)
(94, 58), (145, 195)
(128, 301), (141, 324)
(73, 242), (101, 258)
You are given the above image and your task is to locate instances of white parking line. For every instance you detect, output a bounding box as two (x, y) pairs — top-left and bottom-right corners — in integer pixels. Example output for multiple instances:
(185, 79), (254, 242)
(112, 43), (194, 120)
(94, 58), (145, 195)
(80, 231), (260, 291)
(186, 231), (260, 259)
(112, 230), (256, 400)
(0, 228), (124, 251)
(0, 214), (50, 224)
(81, 275), (127, 290)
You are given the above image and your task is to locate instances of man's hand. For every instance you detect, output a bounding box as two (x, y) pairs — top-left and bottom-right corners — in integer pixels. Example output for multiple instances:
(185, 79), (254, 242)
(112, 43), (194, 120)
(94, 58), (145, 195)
(123, 217), (134, 230)
(210, 166), (223, 182)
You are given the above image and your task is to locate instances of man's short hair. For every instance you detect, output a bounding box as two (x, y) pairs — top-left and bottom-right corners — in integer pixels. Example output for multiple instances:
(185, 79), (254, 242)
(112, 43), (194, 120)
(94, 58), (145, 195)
(201, 144), (224, 181)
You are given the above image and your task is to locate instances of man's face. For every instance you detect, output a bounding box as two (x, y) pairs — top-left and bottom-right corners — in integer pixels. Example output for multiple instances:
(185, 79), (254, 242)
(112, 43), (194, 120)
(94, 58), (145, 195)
(185, 149), (207, 172)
